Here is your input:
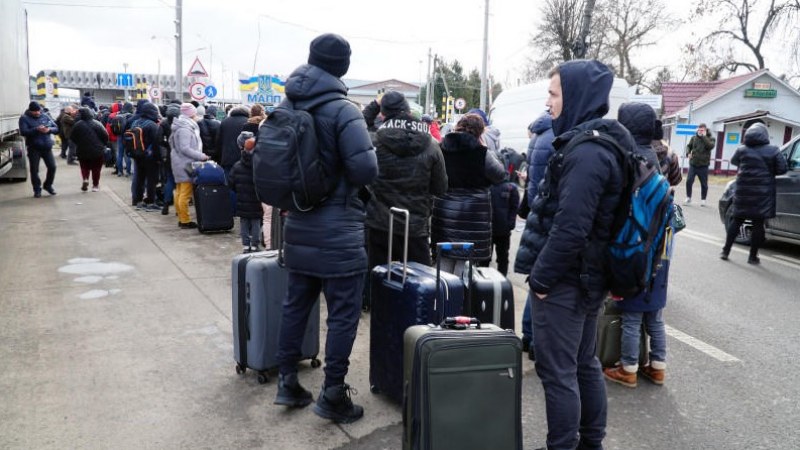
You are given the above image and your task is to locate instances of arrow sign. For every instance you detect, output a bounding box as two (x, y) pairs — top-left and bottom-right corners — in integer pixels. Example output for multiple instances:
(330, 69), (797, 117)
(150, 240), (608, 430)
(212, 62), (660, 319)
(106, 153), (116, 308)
(186, 57), (208, 78)
(204, 85), (218, 99)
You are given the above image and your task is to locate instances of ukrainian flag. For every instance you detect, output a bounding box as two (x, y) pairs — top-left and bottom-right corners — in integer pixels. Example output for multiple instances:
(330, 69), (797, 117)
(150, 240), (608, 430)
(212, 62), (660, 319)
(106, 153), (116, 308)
(239, 73), (258, 91)
(270, 76), (285, 93)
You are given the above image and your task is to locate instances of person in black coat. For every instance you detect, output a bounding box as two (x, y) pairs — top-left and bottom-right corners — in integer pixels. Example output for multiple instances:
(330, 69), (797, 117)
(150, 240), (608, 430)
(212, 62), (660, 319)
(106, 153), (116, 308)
(198, 105), (221, 162)
(721, 123), (788, 264)
(273, 33), (378, 424)
(431, 113), (506, 274)
(19, 101), (59, 197)
(217, 105), (250, 175)
(70, 107), (109, 191)
(228, 131), (263, 253)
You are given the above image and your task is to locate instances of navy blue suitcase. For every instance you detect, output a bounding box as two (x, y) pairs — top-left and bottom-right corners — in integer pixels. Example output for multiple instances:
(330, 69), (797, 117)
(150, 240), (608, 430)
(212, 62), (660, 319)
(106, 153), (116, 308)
(369, 207), (466, 404)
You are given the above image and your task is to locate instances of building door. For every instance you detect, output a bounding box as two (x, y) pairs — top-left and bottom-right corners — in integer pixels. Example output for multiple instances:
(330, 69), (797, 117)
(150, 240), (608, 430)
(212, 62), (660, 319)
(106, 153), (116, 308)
(784, 126), (793, 145)
(715, 131), (724, 174)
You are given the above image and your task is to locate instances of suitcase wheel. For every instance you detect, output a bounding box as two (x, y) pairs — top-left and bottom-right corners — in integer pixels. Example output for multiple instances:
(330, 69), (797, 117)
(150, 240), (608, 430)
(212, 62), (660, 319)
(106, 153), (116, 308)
(370, 385), (380, 394)
(310, 358), (321, 368)
(257, 372), (270, 384)
(235, 363), (245, 375)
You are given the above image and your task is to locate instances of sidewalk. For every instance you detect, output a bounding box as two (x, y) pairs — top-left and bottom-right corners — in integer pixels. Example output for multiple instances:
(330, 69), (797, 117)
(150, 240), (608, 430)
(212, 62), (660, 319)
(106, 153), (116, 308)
(0, 156), (547, 449)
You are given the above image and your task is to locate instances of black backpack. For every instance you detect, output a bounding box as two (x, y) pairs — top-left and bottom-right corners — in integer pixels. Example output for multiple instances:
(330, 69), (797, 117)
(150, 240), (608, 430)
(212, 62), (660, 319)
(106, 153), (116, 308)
(252, 100), (337, 212)
(556, 129), (673, 299)
(110, 113), (129, 136)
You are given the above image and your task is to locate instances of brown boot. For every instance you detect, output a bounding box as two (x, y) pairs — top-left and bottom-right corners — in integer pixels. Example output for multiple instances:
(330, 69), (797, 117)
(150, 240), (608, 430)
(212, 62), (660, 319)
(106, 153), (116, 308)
(603, 365), (637, 388)
(639, 364), (665, 385)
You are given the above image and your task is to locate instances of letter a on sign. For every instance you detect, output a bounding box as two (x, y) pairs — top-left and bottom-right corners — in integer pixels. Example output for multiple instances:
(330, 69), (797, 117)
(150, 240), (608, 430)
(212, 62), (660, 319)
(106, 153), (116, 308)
(187, 57), (208, 78)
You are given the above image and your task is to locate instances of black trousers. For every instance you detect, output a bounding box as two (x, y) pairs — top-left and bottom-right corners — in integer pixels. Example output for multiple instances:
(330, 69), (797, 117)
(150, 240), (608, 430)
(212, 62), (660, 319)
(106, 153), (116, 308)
(724, 216), (765, 258)
(133, 157), (159, 204)
(477, 234), (511, 275)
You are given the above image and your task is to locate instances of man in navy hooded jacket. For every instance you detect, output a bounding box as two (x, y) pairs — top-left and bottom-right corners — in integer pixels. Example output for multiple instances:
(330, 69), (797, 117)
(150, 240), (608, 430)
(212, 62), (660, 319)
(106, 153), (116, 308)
(273, 33), (378, 424)
(517, 60), (633, 450)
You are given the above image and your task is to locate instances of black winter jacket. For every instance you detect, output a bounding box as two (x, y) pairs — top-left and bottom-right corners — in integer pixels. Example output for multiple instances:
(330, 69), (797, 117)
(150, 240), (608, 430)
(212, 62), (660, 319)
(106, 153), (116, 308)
(365, 116), (448, 237)
(71, 108), (108, 161)
(491, 181), (520, 236)
(515, 60), (627, 300)
(526, 113), (555, 206)
(130, 103), (162, 160)
(731, 124), (788, 219)
(431, 132), (506, 260)
(19, 110), (58, 149)
(198, 112), (221, 161)
(218, 106), (250, 168)
(228, 151), (263, 219)
(282, 64), (378, 277)
(617, 102), (659, 168)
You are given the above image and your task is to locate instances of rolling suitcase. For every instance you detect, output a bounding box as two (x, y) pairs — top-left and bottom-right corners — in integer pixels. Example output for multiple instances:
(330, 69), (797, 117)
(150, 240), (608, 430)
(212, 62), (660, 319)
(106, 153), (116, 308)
(463, 264), (515, 330)
(369, 208), (465, 404)
(232, 244), (321, 384)
(403, 317), (523, 450)
(597, 297), (649, 368)
(194, 184), (234, 233)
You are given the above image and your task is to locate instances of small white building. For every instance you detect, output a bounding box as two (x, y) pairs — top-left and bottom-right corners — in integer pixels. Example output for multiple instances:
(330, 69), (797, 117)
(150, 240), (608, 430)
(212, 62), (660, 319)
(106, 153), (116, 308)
(661, 70), (800, 174)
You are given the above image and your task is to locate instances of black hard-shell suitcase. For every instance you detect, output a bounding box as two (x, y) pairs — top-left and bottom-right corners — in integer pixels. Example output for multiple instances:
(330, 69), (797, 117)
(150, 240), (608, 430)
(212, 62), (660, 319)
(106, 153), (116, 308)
(369, 208), (466, 404)
(232, 246), (321, 383)
(463, 264), (515, 330)
(194, 184), (234, 233)
(403, 317), (523, 450)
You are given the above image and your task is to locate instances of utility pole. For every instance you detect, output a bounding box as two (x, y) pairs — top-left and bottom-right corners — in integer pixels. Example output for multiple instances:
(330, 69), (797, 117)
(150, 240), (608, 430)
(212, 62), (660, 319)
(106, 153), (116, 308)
(425, 48), (432, 115)
(123, 62), (129, 101)
(175, 0), (183, 101)
(479, 0), (489, 111)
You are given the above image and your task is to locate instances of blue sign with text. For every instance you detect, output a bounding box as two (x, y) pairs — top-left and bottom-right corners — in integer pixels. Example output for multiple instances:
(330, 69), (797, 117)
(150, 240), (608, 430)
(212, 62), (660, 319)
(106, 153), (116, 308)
(676, 124), (699, 136)
(117, 73), (133, 87)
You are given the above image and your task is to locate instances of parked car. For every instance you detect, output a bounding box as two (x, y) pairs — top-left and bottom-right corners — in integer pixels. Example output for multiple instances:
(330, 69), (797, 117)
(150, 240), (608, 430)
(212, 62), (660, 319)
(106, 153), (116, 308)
(718, 134), (800, 245)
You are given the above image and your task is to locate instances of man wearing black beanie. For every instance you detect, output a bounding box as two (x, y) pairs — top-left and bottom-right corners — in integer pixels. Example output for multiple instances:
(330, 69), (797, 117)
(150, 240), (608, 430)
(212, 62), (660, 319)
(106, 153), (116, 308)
(274, 33), (378, 424)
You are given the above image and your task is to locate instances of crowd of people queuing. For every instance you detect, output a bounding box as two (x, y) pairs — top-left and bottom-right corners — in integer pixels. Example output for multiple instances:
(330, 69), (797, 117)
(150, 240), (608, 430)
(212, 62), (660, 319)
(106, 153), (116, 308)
(18, 32), (790, 449)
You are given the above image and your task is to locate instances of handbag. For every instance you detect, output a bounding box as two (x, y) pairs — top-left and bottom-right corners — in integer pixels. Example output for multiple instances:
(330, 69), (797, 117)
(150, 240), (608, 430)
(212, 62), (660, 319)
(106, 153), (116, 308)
(671, 204), (686, 232)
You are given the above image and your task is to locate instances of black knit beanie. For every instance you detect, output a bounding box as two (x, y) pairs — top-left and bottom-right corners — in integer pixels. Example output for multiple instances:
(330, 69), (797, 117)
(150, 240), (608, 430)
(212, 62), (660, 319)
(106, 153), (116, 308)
(653, 120), (664, 141)
(380, 91), (409, 119)
(308, 33), (351, 78)
(28, 101), (42, 112)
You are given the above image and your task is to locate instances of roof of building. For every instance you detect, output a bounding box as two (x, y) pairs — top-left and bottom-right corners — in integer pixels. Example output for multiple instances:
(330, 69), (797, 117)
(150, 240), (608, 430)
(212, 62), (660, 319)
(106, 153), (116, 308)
(662, 70), (775, 118)
(720, 109), (800, 128)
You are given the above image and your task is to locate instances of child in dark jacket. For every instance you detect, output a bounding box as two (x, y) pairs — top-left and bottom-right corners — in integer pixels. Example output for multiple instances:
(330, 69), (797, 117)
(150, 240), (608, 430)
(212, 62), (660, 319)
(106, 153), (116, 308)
(487, 152), (521, 275)
(228, 131), (263, 253)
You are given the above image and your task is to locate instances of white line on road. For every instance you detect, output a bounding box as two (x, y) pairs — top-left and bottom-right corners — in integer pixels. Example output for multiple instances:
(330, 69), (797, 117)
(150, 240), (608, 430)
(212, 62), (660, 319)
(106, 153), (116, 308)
(677, 229), (800, 269)
(665, 324), (742, 363)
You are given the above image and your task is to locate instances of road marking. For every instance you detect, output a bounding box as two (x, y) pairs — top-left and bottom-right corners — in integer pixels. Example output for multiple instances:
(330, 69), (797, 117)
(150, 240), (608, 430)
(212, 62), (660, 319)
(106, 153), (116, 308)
(665, 324), (741, 363)
(677, 229), (800, 269)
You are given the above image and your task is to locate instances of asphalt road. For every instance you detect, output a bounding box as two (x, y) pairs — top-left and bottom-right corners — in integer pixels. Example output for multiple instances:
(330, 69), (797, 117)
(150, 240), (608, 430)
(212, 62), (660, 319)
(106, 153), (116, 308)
(1, 158), (798, 450)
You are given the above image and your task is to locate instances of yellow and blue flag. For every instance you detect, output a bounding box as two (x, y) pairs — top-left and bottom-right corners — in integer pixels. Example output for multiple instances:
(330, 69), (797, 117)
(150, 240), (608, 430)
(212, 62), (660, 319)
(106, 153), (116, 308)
(239, 73), (258, 91)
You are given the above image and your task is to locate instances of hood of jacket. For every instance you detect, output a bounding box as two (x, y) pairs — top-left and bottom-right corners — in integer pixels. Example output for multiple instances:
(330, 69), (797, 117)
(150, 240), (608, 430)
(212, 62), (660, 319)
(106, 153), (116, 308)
(552, 60), (613, 136)
(77, 107), (95, 121)
(172, 115), (199, 133)
(530, 113), (552, 135)
(617, 102), (656, 145)
(440, 131), (484, 154)
(165, 104), (181, 119)
(744, 123), (770, 146)
(111, 103), (121, 114)
(122, 102), (134, 114)
(205, 105), (218, 119)
(229, 105), (249, 118)
(139, 102), (160, 122)
(376, 117), (431, 157)
(554, 117), (638, 159)
(284, 64), (347, 109)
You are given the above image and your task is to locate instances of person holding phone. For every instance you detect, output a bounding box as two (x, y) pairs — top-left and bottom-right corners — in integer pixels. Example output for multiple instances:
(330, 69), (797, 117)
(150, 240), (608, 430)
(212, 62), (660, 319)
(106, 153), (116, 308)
(684, 123), (715, 206)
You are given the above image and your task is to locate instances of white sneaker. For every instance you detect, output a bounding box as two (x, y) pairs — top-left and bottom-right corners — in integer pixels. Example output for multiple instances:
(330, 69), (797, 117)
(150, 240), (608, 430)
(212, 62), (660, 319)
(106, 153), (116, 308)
(91, 186), (99, 192)
(700, 199), (707, 207)
(683, 198), (691, 205)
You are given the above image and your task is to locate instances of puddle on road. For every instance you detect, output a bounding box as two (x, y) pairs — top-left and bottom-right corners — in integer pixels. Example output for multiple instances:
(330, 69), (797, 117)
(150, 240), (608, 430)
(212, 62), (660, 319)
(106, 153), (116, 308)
(59, 258), (134, 299)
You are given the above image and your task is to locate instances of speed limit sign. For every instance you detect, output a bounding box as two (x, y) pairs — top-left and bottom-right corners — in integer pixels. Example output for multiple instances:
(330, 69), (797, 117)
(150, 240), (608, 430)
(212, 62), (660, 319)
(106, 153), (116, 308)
(189, 82), (206, 101)
(148, 87), (162, 99)
(454, 98), (467, 110)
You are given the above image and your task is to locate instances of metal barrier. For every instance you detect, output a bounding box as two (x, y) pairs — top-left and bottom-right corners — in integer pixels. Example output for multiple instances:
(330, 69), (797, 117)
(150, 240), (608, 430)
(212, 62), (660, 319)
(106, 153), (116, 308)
(679, 156), (733, 176)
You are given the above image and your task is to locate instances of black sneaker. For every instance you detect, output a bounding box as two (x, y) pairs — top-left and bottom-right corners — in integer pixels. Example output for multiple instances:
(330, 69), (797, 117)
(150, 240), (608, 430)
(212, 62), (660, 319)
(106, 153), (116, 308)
(312, 383), (364, 424)
(528, 347), (536, 362)
(720, 251), (729, 261)
(178, 221), (198, 229)
(748, 256), (760, 265)
(273, 373), (313, 408)
(161, 205), (169, 215)
(33, 190), (42, 198)
(522, 339), (530, 353)
(81, 180), (89, 192)
(43, 186), (57, 196)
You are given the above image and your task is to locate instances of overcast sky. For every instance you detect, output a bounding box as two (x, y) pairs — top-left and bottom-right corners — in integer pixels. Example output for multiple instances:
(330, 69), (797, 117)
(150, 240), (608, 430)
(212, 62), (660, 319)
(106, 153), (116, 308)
(23, 0), (795, 99)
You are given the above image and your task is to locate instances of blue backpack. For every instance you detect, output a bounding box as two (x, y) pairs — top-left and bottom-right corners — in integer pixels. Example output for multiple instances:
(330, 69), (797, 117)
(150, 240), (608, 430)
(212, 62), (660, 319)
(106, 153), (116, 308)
(562, 130), (674, 299)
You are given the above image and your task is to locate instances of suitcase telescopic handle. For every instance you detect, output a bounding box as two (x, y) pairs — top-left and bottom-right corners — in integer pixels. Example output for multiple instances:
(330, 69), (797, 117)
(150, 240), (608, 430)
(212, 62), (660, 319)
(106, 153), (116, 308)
(388, 207), (410, 284)
(435, 242), (474, 321)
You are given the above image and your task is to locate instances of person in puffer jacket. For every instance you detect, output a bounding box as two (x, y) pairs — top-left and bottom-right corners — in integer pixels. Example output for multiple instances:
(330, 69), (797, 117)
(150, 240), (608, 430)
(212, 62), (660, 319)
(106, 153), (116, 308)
(169, 103), (209, 229)
(431, 113), (505, 274)
(274, 33), (378, 424)
(365, 91), (448, 270)
(70, 107), (108, 192)
(228, 131), (263, 252)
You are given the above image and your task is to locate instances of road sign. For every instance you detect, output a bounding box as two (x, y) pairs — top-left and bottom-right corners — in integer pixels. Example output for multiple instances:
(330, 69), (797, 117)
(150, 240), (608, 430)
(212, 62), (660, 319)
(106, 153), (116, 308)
(676, 124), (699, 136)
(204, 85), (218, 99)
(454, 98), (466, 110)
(117, 73), (133, 87)
(148, 87), (162, 99)
(186, 57), (208, 78)
(189, 82), (206, 101)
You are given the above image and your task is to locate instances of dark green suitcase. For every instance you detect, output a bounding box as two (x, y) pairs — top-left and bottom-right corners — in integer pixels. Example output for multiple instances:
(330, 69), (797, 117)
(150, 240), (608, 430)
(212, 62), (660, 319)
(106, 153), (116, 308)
(403, 318), (523, 450)
(597, 298), (649, 368)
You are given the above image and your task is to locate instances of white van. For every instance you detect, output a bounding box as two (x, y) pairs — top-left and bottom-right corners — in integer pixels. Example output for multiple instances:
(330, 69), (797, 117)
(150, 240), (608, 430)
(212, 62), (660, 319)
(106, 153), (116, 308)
(489, 78), (632, 154)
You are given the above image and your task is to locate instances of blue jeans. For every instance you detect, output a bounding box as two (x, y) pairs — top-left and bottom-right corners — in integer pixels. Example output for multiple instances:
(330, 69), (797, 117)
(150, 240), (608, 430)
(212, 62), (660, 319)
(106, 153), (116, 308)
(533, 283), (607, 450)
(116, 139), (131, 175)
(522, 292), (533, 344)
(278, 272), (364, 387)
(620, 309), (667, 367)
(686, 165), (709, 200)
(239, 217), (262, 247)
(27, 146), (57, 192)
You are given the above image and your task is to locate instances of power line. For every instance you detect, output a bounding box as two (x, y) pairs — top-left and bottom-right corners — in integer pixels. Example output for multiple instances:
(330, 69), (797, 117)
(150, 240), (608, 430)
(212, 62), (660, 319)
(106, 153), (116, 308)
(23, 1), (167, 9)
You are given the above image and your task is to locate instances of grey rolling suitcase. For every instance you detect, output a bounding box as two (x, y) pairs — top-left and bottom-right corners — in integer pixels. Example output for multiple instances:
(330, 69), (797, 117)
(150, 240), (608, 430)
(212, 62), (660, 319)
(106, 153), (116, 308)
(403, 318), (523, 450)
(232, 249), (321, 384)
